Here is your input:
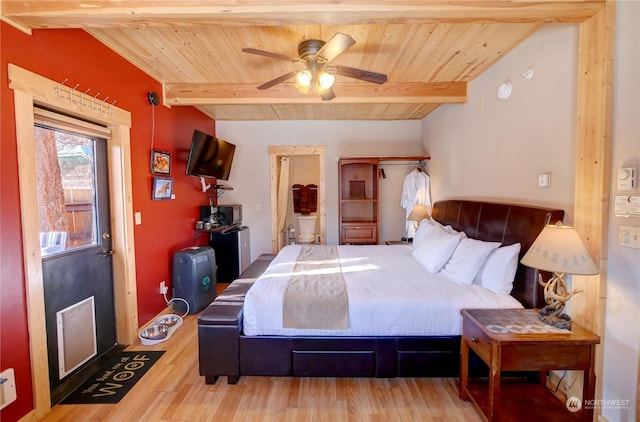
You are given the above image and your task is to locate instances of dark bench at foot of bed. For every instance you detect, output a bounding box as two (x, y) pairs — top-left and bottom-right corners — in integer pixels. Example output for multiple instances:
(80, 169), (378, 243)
(197, 255), (273, 384)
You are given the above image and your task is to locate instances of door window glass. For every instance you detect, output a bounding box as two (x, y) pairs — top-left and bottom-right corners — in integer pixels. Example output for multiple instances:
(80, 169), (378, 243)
(35, 125), (98, 255)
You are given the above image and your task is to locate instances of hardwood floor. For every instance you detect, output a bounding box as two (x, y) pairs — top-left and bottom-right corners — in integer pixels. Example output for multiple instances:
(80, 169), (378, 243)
(41, 313), (483, 422)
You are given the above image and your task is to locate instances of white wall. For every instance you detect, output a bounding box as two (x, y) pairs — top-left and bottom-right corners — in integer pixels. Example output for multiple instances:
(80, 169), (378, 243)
(215, 120), (424, 256)
(422, 24), (578, 220)
(602, 2), (640, 421)
(421, 12), (639, 421)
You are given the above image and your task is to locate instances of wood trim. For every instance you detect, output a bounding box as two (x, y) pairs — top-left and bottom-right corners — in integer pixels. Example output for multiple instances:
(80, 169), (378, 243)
(2, 1), (604, 28)
(9, 64), (136, 418)
(268, 145), (327, 253)
(165, 82), (468, 105)
(13, 89), (51, 419)
(107, 124), (139, 345)
(8, 64), (130, 126)
(270, 153), (280, 252)
(571, 0), (615, 412)
(318, 151), (326, 247)
(0, 15), (32, 34)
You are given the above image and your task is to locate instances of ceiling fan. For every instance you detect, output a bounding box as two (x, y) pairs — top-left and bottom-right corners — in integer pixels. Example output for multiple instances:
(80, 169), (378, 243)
(242, 33), (388, 101)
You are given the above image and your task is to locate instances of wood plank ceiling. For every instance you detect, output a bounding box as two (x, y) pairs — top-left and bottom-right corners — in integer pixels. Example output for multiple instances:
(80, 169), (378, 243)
(2, 1), (605, 120)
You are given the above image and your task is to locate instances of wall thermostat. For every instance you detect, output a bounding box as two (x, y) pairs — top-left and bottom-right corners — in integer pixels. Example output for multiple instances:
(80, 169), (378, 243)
(617, 167), (636, 190)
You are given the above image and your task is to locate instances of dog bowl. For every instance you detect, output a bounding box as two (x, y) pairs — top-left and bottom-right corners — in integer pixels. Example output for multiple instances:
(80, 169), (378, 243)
(140, 324), (169, 341)
(156, 315), (181, 327)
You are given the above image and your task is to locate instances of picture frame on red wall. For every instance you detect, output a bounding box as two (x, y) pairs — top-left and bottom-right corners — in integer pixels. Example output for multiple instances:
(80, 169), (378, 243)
(151, 149), (171, 175)
(152, 177), (173, 200)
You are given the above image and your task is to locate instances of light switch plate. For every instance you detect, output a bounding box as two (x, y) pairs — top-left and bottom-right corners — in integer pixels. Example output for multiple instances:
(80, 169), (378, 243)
(538, 173), (551, 187)
(619, 226), (640, 249)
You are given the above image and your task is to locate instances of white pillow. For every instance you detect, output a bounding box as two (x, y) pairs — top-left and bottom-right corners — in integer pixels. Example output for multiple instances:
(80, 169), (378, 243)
(474, 243), (521, 294)
(438, 238), (501, 285)
(412, 229), (463, 273)
(413, 219), (461, 249)
(412, 218), (436, 249)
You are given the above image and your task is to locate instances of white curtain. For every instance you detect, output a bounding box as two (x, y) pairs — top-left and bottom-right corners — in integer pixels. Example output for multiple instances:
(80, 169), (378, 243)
(277, 157), (290, 250)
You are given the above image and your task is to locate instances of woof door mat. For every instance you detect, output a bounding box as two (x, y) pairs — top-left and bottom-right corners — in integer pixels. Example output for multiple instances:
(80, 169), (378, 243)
(61, 351), (164, 404)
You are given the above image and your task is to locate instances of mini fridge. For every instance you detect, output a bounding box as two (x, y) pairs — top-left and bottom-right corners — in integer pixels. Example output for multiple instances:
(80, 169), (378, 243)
(209, 226), (250, 283)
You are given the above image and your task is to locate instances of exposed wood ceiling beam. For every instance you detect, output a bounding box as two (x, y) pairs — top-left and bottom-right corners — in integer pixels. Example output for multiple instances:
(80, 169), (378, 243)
(2, 1), (604, 29)
(165, 82), (467, 105)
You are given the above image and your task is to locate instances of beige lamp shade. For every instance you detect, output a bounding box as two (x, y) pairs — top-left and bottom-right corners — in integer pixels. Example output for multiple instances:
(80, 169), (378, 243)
(407, 204), (429, 222)
(520, 223), (599, 275)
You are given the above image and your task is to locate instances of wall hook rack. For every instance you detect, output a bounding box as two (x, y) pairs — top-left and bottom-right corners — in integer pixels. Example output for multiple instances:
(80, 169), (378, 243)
(54, 78), (116, 115)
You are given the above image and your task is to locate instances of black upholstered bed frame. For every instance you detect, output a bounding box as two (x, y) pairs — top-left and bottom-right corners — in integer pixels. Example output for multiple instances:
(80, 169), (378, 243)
(198, 200), (564, 384)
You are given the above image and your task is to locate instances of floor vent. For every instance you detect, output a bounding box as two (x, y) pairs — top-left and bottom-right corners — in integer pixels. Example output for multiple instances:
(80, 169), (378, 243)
(56, 296), (97, 379)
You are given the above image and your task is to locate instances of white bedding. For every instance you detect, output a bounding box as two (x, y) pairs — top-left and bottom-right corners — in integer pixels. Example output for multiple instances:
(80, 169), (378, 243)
(243, 244), (523, 336)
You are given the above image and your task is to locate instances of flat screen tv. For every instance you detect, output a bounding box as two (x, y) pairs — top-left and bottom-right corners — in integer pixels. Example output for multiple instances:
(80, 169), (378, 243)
(185, 130), (236, 181)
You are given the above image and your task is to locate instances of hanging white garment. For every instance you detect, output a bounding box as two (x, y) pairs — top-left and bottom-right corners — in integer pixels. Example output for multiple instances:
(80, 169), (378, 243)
(401, 168), (431, 238)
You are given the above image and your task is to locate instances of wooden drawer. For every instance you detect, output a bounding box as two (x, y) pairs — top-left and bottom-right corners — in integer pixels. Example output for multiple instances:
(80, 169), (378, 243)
(341, 224), (377, 244)
(461, 318), (491, 364)
(293, 350), (375, 377)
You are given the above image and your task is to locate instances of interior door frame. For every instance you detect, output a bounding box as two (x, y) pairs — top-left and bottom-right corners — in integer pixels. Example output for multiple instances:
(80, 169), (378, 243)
(269, 145), (326, 253)
(9, 64), (138, 419)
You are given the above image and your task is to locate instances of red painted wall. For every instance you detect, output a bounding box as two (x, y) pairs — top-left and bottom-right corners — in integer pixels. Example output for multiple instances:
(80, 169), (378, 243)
(1, 23), (214, 421)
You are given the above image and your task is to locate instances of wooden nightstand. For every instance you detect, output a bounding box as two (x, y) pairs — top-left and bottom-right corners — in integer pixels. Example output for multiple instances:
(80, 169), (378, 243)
(460, 308), (600, 422)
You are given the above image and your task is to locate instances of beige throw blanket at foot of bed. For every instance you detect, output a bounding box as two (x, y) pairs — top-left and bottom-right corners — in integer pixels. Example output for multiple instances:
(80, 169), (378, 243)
(283, 245), (349, 329)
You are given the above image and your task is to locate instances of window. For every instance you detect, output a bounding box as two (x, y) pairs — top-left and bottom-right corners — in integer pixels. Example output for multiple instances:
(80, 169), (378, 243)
(34, 108), (110, 255)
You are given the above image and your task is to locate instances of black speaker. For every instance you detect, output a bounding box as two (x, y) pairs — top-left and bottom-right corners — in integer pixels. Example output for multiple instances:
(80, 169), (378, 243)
(172, 246), (217, 314)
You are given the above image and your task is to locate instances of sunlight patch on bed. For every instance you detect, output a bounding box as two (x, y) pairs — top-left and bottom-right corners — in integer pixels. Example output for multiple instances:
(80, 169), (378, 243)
(340, 263), (377, 273)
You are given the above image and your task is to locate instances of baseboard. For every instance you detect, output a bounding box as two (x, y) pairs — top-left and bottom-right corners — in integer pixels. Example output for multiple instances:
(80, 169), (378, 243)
(18, 409), (38, 422)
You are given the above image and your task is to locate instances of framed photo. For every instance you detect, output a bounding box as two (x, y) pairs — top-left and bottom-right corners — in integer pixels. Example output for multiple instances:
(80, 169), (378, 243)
(152, 177), (173, 200)
(151, 149), (171, 174)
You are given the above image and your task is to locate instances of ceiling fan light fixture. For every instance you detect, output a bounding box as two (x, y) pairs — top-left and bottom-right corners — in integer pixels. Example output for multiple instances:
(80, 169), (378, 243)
(295, 70), (312, 87)
(317, 71), (336, 92)
(243, 32), (387, 101)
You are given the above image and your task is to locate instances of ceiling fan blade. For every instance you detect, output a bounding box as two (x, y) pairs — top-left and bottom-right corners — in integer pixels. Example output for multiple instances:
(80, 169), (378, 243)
(316, 33), (356, 63)
(256, 71), (299, 90)
(242, 48), (299, 63)
(320, 88), (336, 101)
(335, 65), (388, 84)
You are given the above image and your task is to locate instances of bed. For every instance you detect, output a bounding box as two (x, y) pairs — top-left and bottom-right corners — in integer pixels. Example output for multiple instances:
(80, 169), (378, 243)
(198, 199), (564, 384)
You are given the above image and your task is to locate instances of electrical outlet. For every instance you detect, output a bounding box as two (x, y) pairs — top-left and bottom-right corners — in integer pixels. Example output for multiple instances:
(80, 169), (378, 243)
(159, 281), (167, 295)
(0, 368), (17, 410)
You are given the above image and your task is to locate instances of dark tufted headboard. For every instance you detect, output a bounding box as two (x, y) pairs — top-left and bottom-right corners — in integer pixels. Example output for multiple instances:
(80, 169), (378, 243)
(431, 199), (564, 309)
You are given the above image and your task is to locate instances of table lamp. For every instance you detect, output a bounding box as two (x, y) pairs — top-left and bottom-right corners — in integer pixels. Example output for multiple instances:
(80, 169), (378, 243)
(406, 204), (429, 240)
(520, 222), (599, 329)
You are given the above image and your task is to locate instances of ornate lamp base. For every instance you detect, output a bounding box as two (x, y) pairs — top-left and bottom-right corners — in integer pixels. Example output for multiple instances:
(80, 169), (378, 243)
(537, 307), (572, 329)
(537, 272), (582, 330)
